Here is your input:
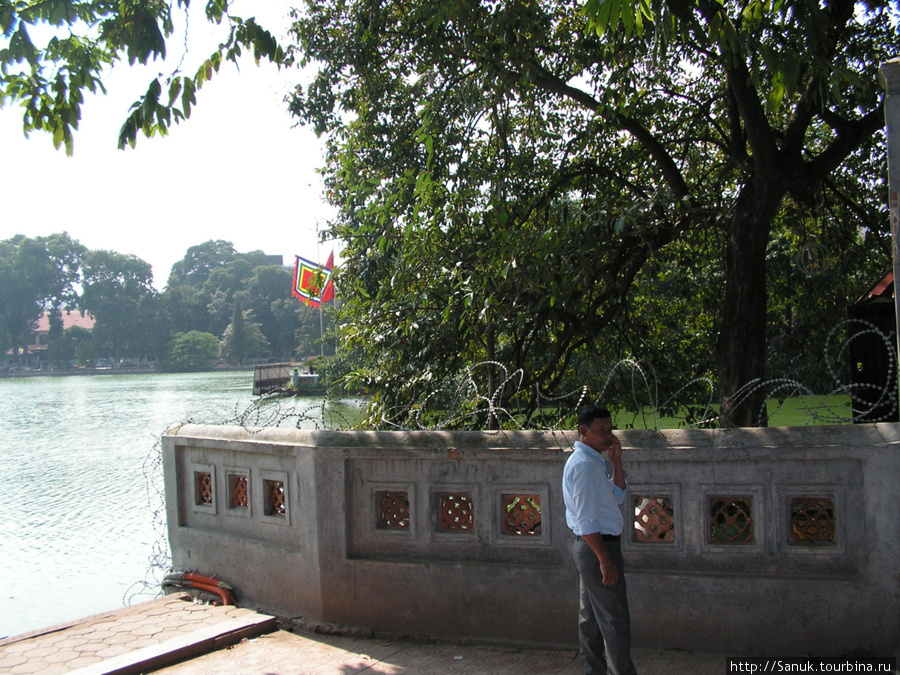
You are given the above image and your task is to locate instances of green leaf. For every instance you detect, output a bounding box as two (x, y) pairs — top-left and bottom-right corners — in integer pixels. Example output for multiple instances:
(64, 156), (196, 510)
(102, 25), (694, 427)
(167, 78), (183, 107)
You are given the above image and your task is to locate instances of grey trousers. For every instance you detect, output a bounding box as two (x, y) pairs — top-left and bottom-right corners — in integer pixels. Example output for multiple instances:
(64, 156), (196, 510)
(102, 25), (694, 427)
(572, 537), (636, 675)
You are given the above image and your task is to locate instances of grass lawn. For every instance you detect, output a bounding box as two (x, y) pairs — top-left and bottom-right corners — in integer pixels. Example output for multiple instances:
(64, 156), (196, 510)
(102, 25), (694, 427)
(612, 394), (854, 430)
(765, 394), (852, 427)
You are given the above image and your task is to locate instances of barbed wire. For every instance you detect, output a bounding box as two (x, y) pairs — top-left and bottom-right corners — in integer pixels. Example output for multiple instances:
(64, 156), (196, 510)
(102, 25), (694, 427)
(123, 433), (172, 606)
(129, 317), (897, 605)
(128, 400), (367, 605)
(162, 318), (896, 433)
(825, 318), (898, 422)
(351, 318), (897, 431)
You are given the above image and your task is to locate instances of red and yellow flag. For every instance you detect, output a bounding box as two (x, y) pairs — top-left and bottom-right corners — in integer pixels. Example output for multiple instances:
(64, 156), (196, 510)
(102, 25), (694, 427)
(292, 252), (335, 307)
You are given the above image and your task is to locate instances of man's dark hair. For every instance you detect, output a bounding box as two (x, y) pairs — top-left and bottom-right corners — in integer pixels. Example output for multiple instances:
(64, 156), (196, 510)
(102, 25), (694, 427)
(577, 405), (612, 428)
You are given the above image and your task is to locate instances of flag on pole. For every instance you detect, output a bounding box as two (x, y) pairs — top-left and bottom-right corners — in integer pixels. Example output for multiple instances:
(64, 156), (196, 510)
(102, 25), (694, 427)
(292, 253), (335, 307)
(321, 251), (335, 303)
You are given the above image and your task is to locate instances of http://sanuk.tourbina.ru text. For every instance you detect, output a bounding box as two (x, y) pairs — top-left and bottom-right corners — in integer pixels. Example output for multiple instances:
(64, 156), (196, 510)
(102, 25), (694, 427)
(726, 657), (897, 673)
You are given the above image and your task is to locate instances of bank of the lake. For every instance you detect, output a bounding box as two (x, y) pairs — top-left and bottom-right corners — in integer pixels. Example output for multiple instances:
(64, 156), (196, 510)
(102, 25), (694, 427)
(0, 371), (336, 640)
(0, 364), (257, 379)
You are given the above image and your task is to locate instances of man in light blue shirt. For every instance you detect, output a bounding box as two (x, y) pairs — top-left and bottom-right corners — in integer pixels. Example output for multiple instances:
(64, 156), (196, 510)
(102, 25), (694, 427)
(563, 405), (636, 675)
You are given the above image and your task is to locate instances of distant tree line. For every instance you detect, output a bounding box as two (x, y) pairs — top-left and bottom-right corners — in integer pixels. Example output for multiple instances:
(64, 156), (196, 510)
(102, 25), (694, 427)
(0, 235), (333, 372)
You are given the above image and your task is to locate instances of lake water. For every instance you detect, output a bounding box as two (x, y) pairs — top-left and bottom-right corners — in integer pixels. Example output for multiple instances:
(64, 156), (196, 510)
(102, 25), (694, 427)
(0, 370), (334, 639)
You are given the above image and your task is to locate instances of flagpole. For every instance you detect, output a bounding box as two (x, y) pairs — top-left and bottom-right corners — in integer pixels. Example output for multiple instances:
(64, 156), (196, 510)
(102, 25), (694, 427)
(319, 249), (335, 359)
(319, 303), (325, 358)
(292, 249), (334, 360)
(318, 241), (325, 359)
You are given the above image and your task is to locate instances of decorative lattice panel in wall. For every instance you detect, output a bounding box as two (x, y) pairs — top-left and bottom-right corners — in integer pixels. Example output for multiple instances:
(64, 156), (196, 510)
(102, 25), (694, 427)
(195, 471), (213, 506)
(438, 492), (474, 532)
(265, 480), (286, 517)
(633, 496), (675, 543)
(378, 491), (411, 529)
(789, 497), (836, 545)
(709, 497), (754, 544)
(502, 494), (542, 536)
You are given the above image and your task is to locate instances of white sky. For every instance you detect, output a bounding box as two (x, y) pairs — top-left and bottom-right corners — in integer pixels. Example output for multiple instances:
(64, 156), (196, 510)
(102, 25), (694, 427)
(0, 1), (335, 291)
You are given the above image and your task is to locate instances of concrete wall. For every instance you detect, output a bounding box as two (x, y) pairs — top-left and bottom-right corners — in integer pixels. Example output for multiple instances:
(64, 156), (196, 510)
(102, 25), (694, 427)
(162, 423), (900, 656)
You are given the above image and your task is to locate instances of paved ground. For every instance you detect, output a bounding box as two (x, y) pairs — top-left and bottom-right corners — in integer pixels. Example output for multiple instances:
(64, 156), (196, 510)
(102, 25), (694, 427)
(0, 594), (274, 675)
(156, 629), (729, 674)
(0, 593), (744, 674)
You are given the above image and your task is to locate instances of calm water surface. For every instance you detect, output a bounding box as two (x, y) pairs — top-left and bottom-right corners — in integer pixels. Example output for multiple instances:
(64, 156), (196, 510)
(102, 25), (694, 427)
(0, 370), (327, 639)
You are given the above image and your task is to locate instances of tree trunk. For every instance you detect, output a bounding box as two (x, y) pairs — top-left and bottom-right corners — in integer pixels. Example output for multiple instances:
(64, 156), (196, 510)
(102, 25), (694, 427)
(716, 177), (785, 427)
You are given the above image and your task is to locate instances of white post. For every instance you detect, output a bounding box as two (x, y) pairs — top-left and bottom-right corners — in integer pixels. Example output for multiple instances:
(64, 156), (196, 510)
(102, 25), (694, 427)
(880, 59), (900, 403)
(319, 304), (325, 358)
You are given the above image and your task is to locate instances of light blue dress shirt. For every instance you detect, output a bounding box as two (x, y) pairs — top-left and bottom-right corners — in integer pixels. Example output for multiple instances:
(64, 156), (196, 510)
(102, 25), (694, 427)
(563, 441), (627, 536)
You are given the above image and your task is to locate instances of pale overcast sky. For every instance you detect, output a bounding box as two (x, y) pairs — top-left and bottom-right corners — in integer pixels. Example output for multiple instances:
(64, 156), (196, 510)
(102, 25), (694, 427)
(0, 1), (335, 291)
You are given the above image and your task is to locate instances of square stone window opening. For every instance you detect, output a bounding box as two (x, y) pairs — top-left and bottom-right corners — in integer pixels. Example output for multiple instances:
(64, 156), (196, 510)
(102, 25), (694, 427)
(377, 490), (411, 530)
(502, 493), (542, 537)
(437, 492), (474, 533)
(189, 463), (216, 515)
(223, 468), (252, 519)
(789, 497), (836, 545)
(195, 471), (213, 506)
(709, 496), (754, 544)
(230, 474), (249, 509)
(633, 495), (675, 543)
(264, 480), (286, 517)
(258, 469), (291, 526)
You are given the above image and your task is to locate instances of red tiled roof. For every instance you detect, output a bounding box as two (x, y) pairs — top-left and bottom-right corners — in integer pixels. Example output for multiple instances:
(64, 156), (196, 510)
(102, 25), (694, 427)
(33, 310), (95, 332)
(855, 271), (894, 304)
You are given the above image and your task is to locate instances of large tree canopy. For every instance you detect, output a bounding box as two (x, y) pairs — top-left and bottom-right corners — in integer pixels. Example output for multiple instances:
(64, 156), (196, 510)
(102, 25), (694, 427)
(0, 0), (289, 153)
(80, 249), (157, 364)
(3, 0), (894, 426)
(163, 240), (298, 354)
(582, 0), (894, 425)
(0, 232), (85, 360)
(289, 0), (895, 426)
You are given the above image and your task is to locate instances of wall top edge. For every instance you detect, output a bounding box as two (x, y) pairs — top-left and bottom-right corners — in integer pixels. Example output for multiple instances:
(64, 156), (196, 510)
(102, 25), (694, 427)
(162, 422), (900, 451)
(163, 424), (577, 452)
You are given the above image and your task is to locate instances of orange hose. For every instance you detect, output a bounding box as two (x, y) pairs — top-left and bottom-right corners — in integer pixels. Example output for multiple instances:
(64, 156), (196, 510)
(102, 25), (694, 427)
(182, 572), (231, 589)
(188, 581), (234, 606)
(164, 572), (235, 605)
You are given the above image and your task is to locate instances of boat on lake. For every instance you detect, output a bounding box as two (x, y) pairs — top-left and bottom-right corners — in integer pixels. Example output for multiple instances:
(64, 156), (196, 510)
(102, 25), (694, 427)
(252, 363), (321, 396)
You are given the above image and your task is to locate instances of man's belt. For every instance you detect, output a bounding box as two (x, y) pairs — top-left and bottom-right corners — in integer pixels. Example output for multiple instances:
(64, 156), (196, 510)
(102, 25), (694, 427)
(575, 533), (621, 541)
